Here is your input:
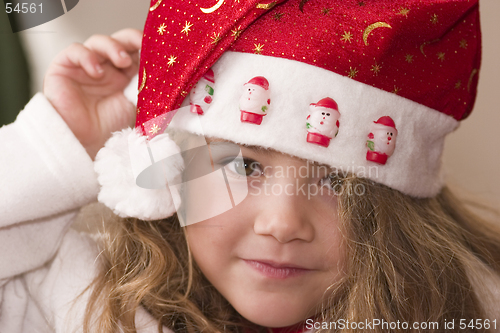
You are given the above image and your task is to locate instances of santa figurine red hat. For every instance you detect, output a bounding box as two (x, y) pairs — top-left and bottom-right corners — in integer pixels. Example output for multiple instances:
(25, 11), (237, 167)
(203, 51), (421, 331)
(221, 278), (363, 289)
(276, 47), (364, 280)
(94, 0), (481, 220)
(306, 97), (341, 148)
(189, 69), (215, 115)
(366, 116), (398, 165)
(239, 76), (271, 125)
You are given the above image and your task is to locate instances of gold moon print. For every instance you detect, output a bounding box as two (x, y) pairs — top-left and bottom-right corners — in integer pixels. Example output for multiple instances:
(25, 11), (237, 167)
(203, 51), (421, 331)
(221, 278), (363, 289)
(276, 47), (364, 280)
(420, 38), (440, 56)
(201, 0), (225, 13)
(467, 69), (478, 92)
(363, 22), (392, 46)
(256, 2), (277, 10)
(149, 0), (162, 11)
(299, 0), (310, 12)
(420, 42), (428, 56)
(138, 68), (147, 93)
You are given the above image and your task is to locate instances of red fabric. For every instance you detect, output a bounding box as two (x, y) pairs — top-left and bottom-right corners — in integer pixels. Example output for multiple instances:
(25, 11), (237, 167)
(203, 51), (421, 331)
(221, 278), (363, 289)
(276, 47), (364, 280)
(137, 0), (480, 138)
(137, 0), (284, 137)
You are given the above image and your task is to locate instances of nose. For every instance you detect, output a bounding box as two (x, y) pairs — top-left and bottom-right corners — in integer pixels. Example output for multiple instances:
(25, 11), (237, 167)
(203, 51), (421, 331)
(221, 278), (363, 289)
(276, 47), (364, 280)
(388, 137), (391, 141)
(253, 181), (315, 243)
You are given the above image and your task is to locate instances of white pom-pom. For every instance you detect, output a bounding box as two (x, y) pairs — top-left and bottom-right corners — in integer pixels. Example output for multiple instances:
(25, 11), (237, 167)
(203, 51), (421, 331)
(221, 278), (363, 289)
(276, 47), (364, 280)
(94, 128), (184, 221)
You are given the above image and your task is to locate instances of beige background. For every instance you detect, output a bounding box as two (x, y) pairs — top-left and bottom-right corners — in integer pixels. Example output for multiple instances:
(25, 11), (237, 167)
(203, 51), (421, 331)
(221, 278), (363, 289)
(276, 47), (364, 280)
(443, 0), (500, 209)
(18, 0), (500, 210)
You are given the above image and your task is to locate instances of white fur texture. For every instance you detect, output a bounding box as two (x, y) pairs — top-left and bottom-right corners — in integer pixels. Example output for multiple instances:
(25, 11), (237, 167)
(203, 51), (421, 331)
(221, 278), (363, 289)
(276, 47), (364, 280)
(94, 128), (184, 221)
(170, 52), (459, 198)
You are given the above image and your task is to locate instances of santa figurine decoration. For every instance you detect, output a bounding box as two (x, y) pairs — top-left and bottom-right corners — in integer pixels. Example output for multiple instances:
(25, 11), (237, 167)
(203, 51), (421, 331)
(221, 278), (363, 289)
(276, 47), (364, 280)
(239, 76), (271, 125)
(306, 97), (340, 148)
(366, 116), (398, 165)
(189, 69), (215, 115)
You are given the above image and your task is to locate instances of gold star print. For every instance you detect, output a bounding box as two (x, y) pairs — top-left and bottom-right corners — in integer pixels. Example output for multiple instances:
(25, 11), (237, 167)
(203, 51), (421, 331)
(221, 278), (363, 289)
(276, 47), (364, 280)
(211, 32), (222, 45)
(437, 52), (445, 62)
(321, 7), (331, 15)
(181, 21), (193, 35)
(455, 80), (462, 89)
(273, 12), (284, 21)
(341, 31), (353, 43)
(157, 23), (167, 35)
(430, 14), (438, 24)
(167, 55), (177, 67)
(371, 64), (381, 75)
(459, 39), (468, 49)
(149, 124), (160, 135)
(254, 43), (264, 54)
(348, 67), (358, 79)
(397, 7), (410, 17)
(231, 26), (243, 40)
(405, 54), (414, 63)
(392, 86), (401, 94)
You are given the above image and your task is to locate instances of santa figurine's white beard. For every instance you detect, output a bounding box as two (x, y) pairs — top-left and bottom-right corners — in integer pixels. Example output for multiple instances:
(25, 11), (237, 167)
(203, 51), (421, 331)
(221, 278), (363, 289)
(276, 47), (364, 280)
(307, 112), (339, 138)
(240, 96), (265, 114)
(239, 85), (269, 115)
(373, 137), (396, 156)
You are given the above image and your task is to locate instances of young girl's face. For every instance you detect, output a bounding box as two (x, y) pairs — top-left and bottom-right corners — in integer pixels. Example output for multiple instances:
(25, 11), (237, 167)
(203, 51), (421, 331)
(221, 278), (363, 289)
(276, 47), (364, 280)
(184, 138), (344, 328)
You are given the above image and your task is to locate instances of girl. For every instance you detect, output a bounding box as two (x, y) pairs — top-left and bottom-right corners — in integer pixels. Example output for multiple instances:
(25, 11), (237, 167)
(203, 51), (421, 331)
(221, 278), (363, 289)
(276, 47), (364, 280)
(2, 1), (500, 333)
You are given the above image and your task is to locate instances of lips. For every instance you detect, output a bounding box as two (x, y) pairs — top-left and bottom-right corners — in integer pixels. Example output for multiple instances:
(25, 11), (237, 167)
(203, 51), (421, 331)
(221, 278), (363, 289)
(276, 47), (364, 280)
(244, 259), (312, 279)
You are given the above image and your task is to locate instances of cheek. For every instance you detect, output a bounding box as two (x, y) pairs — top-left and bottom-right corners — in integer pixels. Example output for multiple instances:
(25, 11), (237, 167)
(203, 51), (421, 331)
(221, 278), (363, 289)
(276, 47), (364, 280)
(186, 221), (237, 261)
(323, 226), (345, 269)
(312, 198), (345, 266)
(185, 207), (251, 279)
(186, 224), (231, 283)
(181, 169), (246, 226)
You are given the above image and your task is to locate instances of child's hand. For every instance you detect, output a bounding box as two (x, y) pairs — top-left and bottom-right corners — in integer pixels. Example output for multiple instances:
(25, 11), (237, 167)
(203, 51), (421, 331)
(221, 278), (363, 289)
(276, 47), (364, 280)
(44, 29), (142, 160)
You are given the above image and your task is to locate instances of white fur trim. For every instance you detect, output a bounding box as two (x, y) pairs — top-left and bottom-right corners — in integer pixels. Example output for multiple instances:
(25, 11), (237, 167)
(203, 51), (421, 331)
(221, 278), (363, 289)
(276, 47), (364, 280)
(124, 74), (139, 106)
(170, 51), (459, 197)
(94, 128), (184, 221)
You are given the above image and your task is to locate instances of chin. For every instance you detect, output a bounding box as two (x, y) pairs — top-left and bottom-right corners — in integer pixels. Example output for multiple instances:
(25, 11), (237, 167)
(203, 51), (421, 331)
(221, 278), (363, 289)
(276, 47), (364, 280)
(231, 293), (314, 328)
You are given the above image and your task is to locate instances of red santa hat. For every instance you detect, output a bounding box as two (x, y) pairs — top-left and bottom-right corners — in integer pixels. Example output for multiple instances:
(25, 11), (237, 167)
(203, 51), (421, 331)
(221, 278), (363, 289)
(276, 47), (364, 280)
(94, 0), (481, 220)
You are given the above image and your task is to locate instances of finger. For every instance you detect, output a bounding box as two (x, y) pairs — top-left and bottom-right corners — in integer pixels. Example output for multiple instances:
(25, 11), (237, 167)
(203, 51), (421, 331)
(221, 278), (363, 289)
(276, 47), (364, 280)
(83, 34), (134, 69)
(117, 50), (141, 79)
(52, 43), (104, 78)
(129, 51), (140, 67)
(110, 29), (143, 53)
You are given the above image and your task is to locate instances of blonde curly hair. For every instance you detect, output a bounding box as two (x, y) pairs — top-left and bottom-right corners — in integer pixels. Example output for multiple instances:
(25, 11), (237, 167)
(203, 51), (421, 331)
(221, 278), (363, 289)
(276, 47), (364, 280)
(82, 176), (500, 333)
